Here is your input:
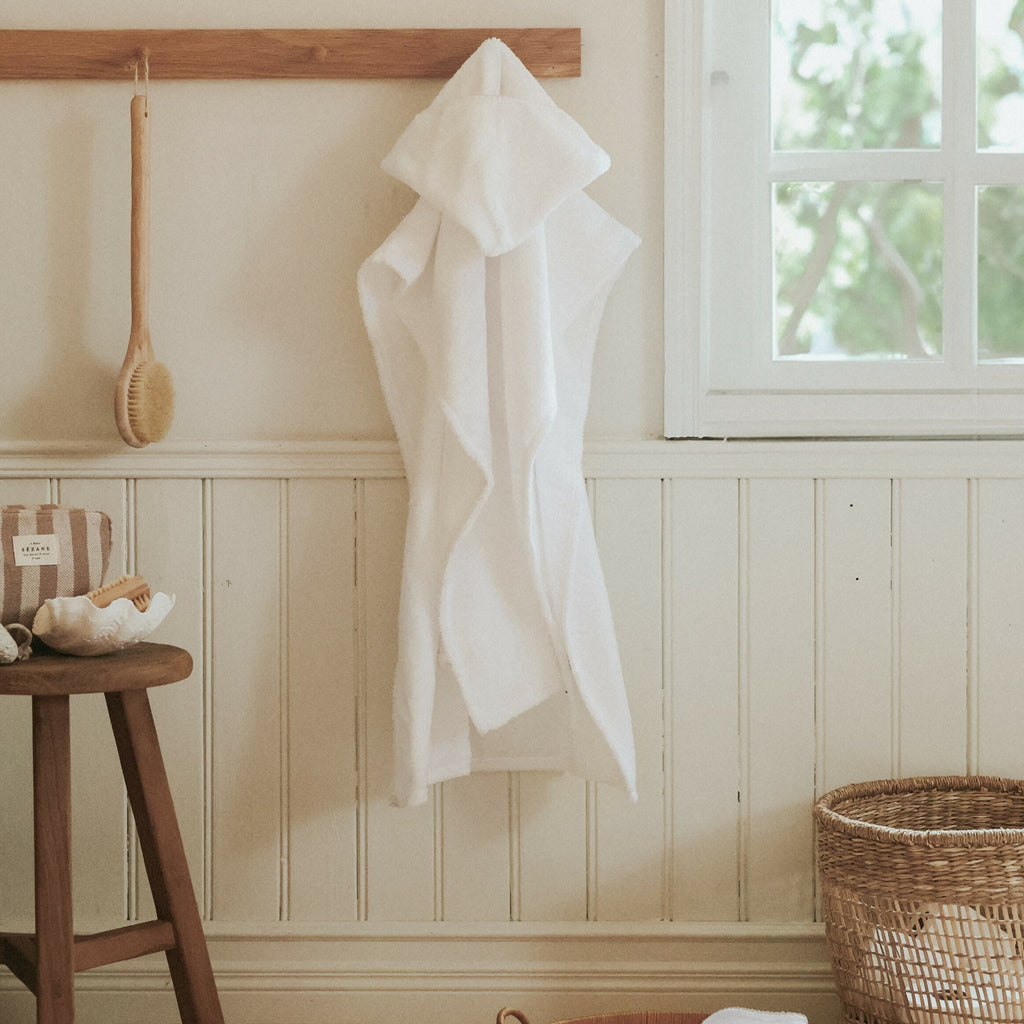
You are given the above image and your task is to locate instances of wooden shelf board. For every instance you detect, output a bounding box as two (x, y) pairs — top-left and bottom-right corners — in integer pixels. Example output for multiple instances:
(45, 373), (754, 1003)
(0, 28), (581, 80)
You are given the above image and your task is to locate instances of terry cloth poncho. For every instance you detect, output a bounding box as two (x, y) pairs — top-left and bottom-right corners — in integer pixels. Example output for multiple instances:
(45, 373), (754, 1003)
(358, 37), (639, 807)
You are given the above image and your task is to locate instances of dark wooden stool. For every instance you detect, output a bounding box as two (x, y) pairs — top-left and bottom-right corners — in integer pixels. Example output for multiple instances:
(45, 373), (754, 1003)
(0, 642), (223, 1024)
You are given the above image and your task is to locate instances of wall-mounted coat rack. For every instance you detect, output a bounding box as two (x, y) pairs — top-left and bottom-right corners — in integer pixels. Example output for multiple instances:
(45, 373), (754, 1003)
(0, 28), (580, 79)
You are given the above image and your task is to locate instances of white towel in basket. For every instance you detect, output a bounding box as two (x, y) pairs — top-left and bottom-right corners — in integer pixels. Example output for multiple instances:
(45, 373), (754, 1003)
(704, 1011), (806, 1024)
(870, 904), (1024, 1022)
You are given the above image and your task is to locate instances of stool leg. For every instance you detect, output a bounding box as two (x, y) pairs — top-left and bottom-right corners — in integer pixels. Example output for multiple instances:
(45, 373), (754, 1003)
(32, 694), (75, 1024)
(105, 689), (223, 1024)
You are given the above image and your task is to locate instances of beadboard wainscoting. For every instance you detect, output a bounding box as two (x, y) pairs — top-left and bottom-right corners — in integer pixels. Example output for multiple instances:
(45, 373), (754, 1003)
(4, 438), (1024, 1023)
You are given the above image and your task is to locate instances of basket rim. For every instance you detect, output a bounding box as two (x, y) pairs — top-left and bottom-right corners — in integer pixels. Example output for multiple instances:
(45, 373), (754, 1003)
(814, 774), (1024, 846)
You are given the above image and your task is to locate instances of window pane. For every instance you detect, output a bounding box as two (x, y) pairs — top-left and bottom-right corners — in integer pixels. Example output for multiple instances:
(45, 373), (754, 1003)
(978, 185), (1024, 359)
(774, 182), (943, 359)
(978, 0), (1024, 151)
(773, 0), (942, 150)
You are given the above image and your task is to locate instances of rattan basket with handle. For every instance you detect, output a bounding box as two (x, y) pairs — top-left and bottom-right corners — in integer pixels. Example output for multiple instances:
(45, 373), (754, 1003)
(815, 775), (1024, 1024)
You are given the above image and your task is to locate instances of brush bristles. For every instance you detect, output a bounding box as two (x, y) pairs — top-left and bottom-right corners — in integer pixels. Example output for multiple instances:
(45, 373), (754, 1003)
(128, 360), (174, 444)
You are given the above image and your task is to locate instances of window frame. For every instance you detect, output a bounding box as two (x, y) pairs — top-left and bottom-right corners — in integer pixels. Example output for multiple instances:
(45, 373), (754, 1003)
(664, 0), (1024, 439)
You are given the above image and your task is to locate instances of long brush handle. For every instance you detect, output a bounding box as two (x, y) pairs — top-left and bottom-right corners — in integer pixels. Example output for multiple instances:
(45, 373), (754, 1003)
(129, 93), (150, 350)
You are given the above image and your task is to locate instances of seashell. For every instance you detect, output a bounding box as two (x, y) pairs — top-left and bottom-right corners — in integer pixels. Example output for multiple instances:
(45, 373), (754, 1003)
(0, 625), (19, 664)
(0, 623), (32, 664)
(32, 592), (174, 657)
(6, 623), (33, 661)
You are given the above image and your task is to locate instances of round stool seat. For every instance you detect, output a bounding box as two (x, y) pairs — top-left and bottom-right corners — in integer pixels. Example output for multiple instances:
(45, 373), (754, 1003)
(0, 641), (192, 697)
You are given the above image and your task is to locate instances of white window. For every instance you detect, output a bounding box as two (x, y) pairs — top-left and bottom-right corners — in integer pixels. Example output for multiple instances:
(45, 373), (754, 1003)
(665, 0), (1024, 437)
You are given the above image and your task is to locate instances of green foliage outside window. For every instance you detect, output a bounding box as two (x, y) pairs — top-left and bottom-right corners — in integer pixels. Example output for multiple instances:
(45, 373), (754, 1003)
(772, 0), (1024, 360)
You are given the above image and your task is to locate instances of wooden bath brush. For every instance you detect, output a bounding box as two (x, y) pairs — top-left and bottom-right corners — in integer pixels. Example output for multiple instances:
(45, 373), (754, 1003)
(115, 81), (174, 447)
(86, 573), (152, 611)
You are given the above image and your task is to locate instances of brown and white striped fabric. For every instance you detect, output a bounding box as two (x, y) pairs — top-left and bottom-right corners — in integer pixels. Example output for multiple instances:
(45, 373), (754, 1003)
(0, 505), (112, 627)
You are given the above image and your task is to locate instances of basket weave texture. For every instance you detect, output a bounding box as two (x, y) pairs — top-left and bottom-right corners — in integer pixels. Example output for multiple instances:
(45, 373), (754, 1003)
(815, 776), (1024, 1024)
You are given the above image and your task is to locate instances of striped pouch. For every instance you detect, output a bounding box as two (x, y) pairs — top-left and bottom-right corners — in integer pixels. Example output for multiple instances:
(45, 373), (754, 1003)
(0, 506), (112, 627)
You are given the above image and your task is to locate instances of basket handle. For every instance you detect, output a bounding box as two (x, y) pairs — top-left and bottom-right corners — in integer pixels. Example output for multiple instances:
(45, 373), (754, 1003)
(497, 1009), (532, 1024)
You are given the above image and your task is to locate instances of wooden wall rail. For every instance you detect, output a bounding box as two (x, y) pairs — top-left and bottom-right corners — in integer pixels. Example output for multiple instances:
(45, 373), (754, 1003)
(0, 28), (581, 79)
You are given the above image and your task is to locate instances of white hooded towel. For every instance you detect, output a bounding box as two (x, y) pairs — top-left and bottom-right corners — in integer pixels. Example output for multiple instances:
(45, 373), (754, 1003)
(358, 38), (639, 807)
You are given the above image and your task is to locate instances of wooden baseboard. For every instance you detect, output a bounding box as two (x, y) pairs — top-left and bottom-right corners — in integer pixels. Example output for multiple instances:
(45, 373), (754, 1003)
(0, 924), (841, 1023)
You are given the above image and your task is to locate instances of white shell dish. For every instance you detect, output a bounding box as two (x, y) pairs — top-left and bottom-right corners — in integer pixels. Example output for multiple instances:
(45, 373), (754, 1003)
(33, 593), (175, 657)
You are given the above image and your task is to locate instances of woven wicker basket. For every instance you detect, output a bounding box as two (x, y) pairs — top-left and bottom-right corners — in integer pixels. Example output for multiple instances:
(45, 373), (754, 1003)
(815, 776), (1024, 1024)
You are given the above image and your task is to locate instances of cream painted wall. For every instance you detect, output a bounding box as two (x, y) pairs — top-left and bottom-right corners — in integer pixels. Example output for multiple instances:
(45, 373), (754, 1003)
(0, 0), (662, 445)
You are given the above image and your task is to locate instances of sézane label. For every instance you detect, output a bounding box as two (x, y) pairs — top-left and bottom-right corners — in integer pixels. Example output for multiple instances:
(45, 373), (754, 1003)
(11, 533), (60, 567)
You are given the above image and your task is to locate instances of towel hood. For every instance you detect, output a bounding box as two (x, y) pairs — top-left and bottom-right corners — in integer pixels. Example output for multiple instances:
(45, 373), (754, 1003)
(380, 37), (610, 257)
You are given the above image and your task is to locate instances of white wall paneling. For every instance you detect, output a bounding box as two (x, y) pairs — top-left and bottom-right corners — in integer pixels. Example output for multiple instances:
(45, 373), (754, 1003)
(818, 479), (895, 796)
(208, 478), (284, 922)
(744, 478), (816, 924)
(441, 773), (514, 922)
(592, 477), (665, 923)
(516, 770), (589, 923)
(5, 439), (1024, 1021)
(974, 479), (1024, 779)
(667, 478), (740, 922)
(894, 479), (969, 778)
(284, 478), (359, 923)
